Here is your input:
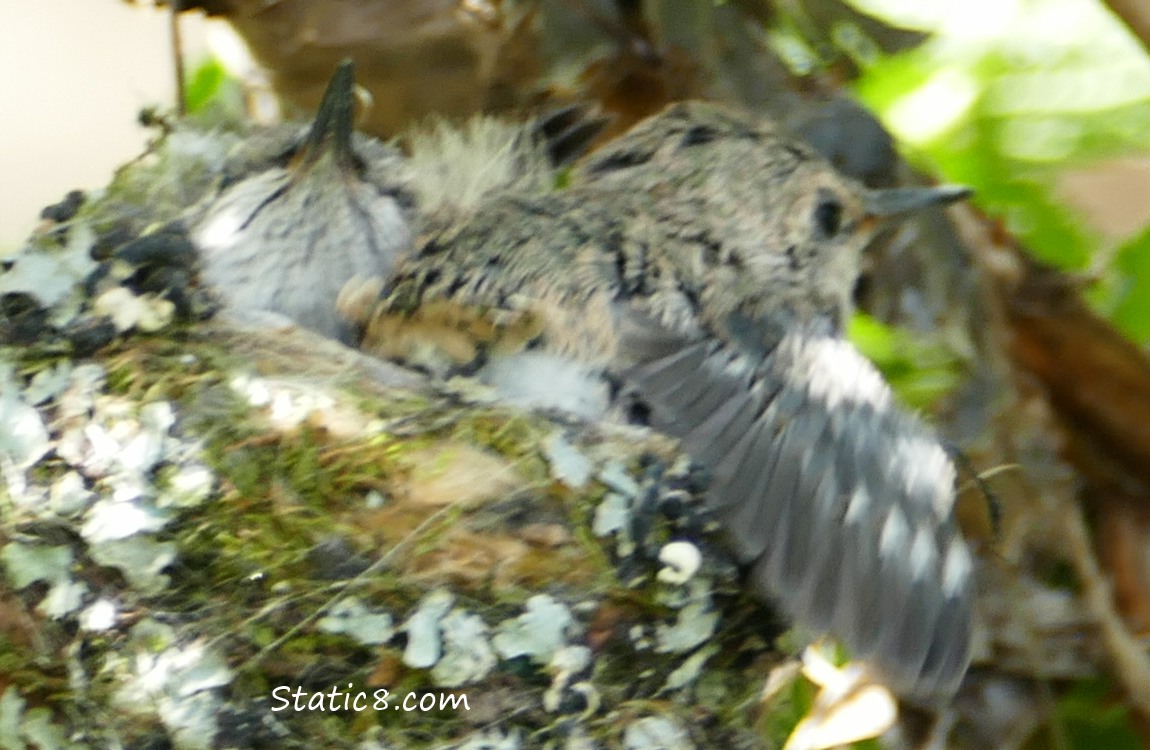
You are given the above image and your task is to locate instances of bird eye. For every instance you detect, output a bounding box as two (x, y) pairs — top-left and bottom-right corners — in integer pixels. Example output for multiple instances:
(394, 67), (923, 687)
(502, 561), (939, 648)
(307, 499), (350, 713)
(679, 124), (719, 147)
(813, 191), (844, 239)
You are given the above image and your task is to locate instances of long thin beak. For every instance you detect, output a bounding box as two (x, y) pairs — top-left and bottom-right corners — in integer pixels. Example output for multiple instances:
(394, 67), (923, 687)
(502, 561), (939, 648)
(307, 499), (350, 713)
(299, 59), (357, 169)
(863, 185), (972, 218)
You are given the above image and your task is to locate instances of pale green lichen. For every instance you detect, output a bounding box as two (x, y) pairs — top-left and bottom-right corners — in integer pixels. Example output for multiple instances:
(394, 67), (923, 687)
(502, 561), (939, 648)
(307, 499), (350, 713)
(623, 715), (694, 750)
(402, 589), (456, 669)
(492, 594), (576, 662)
(542, 430), (594, 489)
(430, 610), (497, 687)
(318, 597), (396, 646)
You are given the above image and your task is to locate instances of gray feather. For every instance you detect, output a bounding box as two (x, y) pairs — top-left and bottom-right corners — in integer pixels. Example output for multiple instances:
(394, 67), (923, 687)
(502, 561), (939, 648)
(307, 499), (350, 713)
(619, 310), (973, 700)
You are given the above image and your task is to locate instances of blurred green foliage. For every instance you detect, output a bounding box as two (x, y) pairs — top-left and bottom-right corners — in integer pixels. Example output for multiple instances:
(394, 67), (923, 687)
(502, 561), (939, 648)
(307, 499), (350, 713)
(184, 56), (228, 115)
(1112, 225), (1150, 340)
(847, 0), (1150, 344)
(183, 56), (247, 124)
(1052, 678), (1143, 750)
(847, 313), (964, 409)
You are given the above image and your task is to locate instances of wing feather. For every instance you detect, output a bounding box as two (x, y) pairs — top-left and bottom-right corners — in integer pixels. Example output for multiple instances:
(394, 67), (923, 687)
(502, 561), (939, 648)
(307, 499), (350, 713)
(618, 307), (973, 700)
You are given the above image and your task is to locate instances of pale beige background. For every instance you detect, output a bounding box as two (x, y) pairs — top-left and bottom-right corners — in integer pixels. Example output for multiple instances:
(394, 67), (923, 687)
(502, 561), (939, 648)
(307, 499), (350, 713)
(0, 0), (207, 251)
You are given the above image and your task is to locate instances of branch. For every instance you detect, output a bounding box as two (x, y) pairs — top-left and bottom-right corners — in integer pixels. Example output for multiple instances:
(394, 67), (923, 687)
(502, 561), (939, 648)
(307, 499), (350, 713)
(1104, 0), (1150, 54)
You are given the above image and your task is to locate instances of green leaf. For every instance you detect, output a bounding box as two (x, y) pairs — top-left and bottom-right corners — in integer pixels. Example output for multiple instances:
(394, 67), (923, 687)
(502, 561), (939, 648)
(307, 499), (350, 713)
(758, 669), (817, 747)
(184, 57), (228, 116)
(1107, 224), (1150, 344)
(1053, 678), (1142, 750)
(847, 313), (964, 409)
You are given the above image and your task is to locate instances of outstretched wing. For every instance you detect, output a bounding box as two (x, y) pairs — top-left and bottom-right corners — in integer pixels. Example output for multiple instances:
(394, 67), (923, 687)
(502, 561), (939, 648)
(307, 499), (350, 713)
(618, 308), (973, 701)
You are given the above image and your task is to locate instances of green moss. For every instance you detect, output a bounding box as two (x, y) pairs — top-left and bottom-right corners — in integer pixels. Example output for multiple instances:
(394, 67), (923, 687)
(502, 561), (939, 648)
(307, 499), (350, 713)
(0, 637), (70, 702)
(446, 409), (549, 468)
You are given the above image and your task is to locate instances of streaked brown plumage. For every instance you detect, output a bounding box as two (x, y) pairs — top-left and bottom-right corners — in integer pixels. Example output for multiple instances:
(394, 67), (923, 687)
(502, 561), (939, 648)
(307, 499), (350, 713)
(189, 61), (604, 343)
(344, 101), (974, 701)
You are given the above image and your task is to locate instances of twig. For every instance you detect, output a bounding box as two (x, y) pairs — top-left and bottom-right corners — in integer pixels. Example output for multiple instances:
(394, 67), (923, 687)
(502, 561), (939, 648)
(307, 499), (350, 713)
(1103, 0), (1150, 55)
(1063, 499), (1150, 716)
(170, 0), (186, 117)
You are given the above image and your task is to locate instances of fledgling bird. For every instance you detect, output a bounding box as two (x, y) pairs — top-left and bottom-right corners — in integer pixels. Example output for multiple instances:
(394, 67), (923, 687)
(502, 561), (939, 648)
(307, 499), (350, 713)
(189, 60), (602, 342)
(344, 101), (975, 701)
(190, 61), (413, 342)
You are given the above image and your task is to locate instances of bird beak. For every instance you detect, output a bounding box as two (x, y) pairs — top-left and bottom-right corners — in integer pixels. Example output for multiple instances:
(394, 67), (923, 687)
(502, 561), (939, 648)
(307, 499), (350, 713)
(299, 59), (358, 169)
(863, 185), (972, 219)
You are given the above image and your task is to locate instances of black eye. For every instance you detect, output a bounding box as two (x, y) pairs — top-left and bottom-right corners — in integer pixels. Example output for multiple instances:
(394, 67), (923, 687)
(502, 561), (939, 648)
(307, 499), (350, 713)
(680, 124), (719, 147)
(813, 191), (844, 239)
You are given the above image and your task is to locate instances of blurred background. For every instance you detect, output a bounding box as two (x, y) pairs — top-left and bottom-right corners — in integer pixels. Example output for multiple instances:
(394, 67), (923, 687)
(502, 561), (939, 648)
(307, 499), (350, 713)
(7, 1), (1150, 747)
(0, 1), (207, 249)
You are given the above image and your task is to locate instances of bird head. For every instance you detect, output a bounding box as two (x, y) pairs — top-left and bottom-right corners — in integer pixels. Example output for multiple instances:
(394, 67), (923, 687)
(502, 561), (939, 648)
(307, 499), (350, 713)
(578, 101), (969, 327)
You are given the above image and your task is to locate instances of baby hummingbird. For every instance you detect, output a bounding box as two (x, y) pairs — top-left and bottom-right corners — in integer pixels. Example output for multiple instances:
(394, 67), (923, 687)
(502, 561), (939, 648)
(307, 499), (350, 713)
(190, 60), (413, 342)
(190, 60), (600, 342)
(346, 101), (974, 701)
